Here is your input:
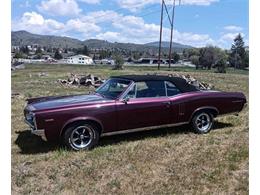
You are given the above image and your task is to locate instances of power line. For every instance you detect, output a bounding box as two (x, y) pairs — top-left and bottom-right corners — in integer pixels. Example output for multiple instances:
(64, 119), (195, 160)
(158, 0), (181, 70)
(92, 7), (161, 29)
(86, 4), (160, 25)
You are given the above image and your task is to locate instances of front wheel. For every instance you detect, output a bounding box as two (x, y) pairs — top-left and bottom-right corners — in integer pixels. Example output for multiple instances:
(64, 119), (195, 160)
(63, 123), (100, 150)
(191, 111), (213, 134)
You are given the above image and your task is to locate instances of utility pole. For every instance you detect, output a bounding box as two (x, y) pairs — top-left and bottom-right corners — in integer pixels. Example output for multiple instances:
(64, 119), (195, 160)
(158, 0), (180, 70)
(158, 0), (164, 70)
(168, 0), (176, 69)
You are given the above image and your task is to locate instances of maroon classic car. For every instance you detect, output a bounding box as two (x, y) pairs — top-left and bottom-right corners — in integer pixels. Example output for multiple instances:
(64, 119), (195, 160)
(24, 75), (246, 150)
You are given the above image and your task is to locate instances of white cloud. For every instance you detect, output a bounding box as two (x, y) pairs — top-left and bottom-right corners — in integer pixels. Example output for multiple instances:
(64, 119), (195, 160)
(95, 31), (121, 42)
(78, 0), (101, 4)
(82, 10), (120, 23)
(37, 0), (81, 16)
(224, 25), (243, 31)
(12, 12), (65, 34)
(13, 10), (237, 48)
(216, 32), (246, 48)
(65, 18), (101, 33)
(117, 0), (219, 12)
(92, 13), (214, 47)
(180, 0), (219, 6)
(220, 32), (244, 41)
(21, 12), (45, 25)
(12, 11), (102, 38)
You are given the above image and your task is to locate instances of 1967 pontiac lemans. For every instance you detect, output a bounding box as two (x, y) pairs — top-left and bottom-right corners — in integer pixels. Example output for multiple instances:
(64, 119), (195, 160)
(24, 75), (247, 150)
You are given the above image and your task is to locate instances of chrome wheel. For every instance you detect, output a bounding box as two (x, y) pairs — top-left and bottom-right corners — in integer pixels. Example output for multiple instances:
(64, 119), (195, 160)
(195, 113), (212, 132)
(70, 126), (94, 149)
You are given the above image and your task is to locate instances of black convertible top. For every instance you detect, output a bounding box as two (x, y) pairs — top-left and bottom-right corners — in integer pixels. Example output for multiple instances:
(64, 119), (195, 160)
(111, 75), (199, 92)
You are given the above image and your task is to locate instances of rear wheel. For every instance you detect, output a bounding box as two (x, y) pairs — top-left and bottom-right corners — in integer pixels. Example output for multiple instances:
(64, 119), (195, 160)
(191, 111), (213, 134)
(63, 122), (100, 150)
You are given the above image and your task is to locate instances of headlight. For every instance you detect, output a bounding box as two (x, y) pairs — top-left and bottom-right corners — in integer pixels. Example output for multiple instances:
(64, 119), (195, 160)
(25, 112), (34, 121)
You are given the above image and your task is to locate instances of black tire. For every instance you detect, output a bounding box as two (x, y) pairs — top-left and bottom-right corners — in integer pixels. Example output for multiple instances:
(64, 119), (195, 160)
(191, 111), (214, 134)
(63, 122), (100, 150)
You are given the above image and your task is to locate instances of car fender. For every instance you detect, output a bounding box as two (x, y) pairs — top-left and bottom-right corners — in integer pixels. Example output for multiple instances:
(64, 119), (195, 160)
(60, 116), (104, 137)
(189, 106), (219, 122)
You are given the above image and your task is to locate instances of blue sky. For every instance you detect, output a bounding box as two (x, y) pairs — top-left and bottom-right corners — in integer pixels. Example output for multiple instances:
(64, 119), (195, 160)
(11, 0), (249, 48)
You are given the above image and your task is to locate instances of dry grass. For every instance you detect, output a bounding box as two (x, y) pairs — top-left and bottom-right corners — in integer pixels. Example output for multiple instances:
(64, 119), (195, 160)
(12, 64), (248, 194)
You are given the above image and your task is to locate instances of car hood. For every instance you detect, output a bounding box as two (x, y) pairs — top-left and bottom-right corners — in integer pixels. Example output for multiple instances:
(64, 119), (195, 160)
(28, 94), (110, 111)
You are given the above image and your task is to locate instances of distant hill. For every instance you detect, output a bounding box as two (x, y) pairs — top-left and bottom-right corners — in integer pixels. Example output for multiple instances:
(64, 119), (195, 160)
(11, 31), (192, 52)
(11, 31), (83, 48)
(145, 41), (192, 49)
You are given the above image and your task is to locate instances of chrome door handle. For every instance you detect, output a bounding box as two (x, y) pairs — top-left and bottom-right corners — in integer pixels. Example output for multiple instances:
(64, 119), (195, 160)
(163, 101), (171, 107)
(163, 101), (171, 105)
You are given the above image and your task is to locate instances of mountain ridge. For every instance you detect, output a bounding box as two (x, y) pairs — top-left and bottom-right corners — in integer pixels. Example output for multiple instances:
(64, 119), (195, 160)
(11, 30), (192, 52)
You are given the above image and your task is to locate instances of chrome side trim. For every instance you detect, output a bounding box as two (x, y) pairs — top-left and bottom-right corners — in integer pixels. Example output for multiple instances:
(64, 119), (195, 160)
(101, 122), (189, 137)
(232, 100), (244, 103)
(45, 119), (54, 122)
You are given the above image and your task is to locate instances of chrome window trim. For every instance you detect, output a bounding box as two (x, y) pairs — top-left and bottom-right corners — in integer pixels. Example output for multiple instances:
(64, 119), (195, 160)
(164, 81), (168, 97)
(165, 81), (182, 98)
(119, 81), (135, 100)
(96, 78), (133, 100)
(120, 80), (168, 100)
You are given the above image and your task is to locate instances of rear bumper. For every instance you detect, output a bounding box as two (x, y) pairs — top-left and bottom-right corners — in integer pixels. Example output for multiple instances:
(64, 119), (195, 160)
(24, 119), (47, 141)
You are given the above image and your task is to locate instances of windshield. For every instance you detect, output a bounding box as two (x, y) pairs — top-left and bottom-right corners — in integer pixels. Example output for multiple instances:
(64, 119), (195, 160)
(96, 78), (131, 99)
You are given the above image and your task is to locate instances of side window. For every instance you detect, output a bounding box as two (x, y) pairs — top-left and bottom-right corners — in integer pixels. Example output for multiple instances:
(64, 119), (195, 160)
(136, 81), (166, 98)
(165, 81), (181, 96)
(125, 84), (136, 99)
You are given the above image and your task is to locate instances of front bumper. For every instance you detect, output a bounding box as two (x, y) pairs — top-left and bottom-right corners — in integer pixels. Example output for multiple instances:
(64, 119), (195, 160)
(24, 119), (47, 141)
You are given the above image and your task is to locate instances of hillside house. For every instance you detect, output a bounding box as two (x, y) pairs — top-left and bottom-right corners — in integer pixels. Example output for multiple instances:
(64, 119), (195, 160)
(65, 55), (94, 65)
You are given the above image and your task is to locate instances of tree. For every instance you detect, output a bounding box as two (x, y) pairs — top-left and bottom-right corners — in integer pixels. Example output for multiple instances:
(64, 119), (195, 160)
(35, 47), (42, 54)
(243, 50), (249, 68)
(190, 55), (200, 69)
(14, 52), (24, 59)
(54, 50), (63, 60)
(113, 54), (124, 70)
(82, 45), (90, 56)
(20, 46), (29, 54)
(172, 52), (180, 63)
(183, 48), (200, 59)
(229, 33), (246, 69)
(199, 46), (224, 70)
(99, 50), (110, 59)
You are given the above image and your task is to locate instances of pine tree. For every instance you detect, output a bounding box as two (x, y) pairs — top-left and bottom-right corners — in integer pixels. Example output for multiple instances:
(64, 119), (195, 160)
(82, 46), (90, 56)
(230, 33), (246, 69)
(54, 50), (63, 60)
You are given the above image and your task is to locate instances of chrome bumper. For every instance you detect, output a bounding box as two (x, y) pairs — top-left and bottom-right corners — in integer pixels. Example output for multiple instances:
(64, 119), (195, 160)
(31, 129), (47, 141)
(24, 119), (47, 141)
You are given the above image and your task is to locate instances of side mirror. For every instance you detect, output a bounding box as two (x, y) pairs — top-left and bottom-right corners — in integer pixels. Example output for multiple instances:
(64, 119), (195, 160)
(122, 97), (130, 104)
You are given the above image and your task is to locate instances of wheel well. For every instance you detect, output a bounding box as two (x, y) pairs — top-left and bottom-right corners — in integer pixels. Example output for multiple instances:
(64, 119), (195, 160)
(60, 120), (102, 138)
(190, 107), (218, 122)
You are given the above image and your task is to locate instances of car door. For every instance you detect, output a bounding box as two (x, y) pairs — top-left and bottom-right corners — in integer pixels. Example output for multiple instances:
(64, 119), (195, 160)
(115, 80), (172, 131)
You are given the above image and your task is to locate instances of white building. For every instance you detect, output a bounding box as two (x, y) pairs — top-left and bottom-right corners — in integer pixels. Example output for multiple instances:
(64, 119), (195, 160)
(66, 55), (94, 65)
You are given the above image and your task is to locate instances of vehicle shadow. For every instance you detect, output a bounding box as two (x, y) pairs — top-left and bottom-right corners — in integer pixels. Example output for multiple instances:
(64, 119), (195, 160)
(14, 121), (233, 154)
(14, 130), (59, 154)
(98, 121), (233, 147)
